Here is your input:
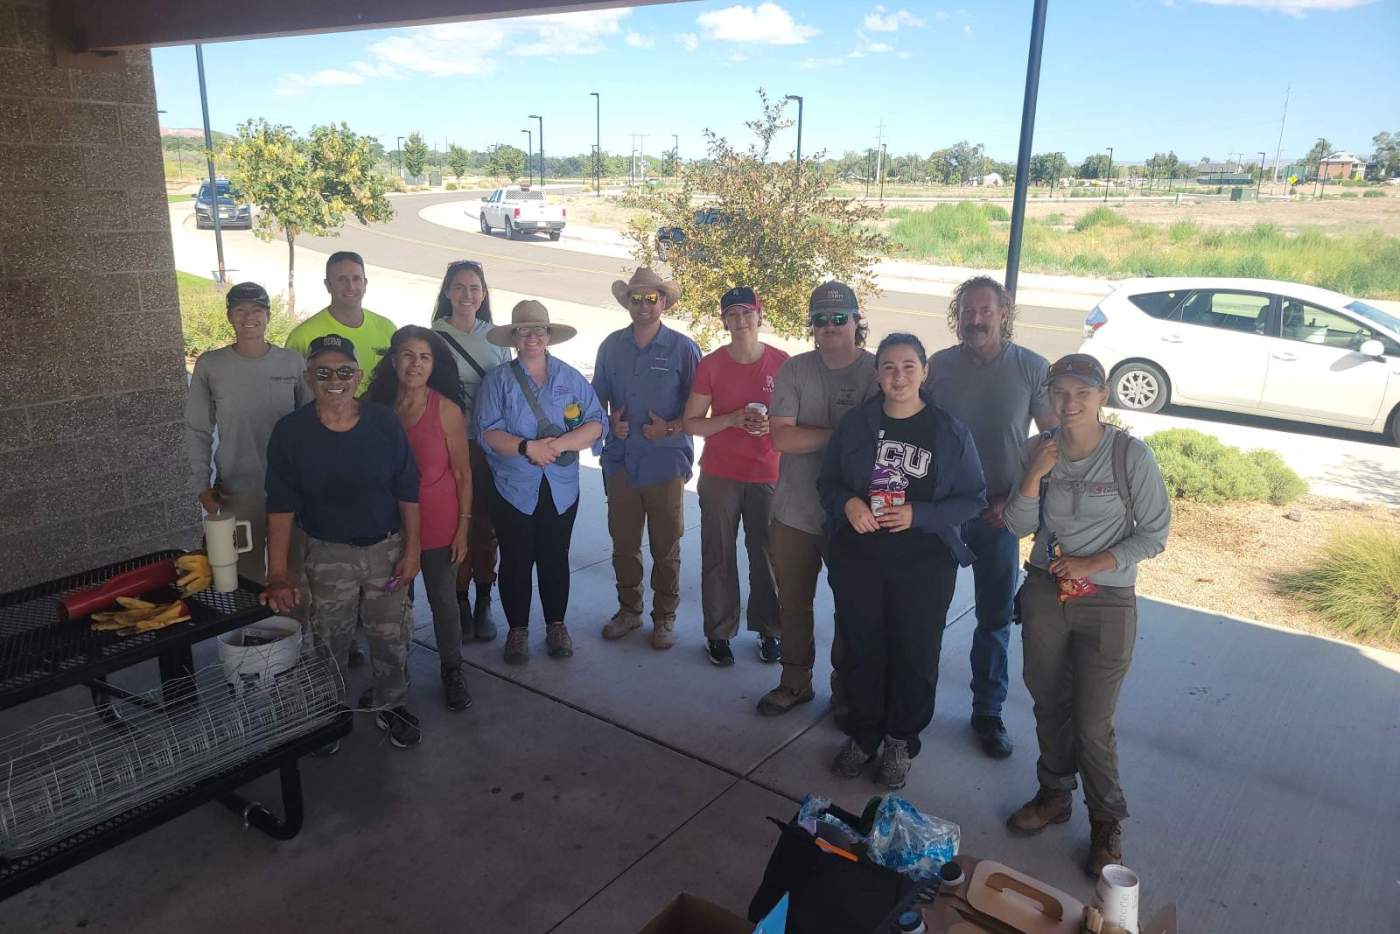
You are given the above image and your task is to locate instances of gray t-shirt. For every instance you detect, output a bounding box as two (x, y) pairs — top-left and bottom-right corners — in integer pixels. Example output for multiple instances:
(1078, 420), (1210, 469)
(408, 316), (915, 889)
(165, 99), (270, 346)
(929, 342), (1052, 498)
(1004, 427), (1172, 587)
(185, 344), (307, 495)
(770, 350), (878, 535)
(432, 318), (513, 429)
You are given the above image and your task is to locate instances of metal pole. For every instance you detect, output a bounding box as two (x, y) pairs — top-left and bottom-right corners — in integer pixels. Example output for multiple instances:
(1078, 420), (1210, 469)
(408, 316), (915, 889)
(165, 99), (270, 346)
(521, 130), (532, 185)
(879, 143), (887, 202)
(1257, 150), (1267, 198)
(785, 95), (803, 187)
(591, 92), (600, 195)
(529, 115), (544, 191)
(1103, 146), (1113, 203)
(396, 135), (404, 179)
(1005, 0), (1049, 300)
(1271, 84), (1289, 184)
(195, 43), (225, 284)
(865, 150), (871, 198)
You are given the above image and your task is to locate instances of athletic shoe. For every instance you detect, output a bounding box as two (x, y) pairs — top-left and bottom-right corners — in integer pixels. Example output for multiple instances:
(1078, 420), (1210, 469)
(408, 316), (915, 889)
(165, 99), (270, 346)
(504, 627), (529, 665)
(758, 635), (782, 664)
(876, 737), (912, 789)
(705, 639), (734, 667)
(375, 706), (422, 748)
(546, 623), (574, 658)
(831, 737), (875, 779)
(443, 666), (472, 711)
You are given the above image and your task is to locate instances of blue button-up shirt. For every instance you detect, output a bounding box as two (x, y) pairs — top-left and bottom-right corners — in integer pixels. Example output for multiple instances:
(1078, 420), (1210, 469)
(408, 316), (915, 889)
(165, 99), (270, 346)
(592, 323), (701, 487)
(475, 355), (606, 515)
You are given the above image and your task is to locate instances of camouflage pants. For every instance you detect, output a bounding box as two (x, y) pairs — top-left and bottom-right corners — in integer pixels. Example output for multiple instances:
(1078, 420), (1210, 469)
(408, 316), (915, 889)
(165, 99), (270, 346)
(304, 533), (410, 708)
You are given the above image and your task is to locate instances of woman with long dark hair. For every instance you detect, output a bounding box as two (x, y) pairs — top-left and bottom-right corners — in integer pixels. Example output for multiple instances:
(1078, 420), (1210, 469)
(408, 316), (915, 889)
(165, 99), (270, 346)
(367, 326), (475, 711)
(432, 260), (512, 642)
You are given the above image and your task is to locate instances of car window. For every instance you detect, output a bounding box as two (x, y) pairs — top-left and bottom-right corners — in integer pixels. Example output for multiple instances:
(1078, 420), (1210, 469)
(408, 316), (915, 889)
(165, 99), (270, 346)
(1179, 290), (1272, 336)
(1127, 290), (1187, 320)
(1280, 301), (1384, 351)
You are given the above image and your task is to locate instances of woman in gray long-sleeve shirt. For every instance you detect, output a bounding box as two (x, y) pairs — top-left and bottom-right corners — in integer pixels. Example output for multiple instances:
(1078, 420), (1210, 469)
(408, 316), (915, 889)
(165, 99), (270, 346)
(1001, 354), (1171, 881)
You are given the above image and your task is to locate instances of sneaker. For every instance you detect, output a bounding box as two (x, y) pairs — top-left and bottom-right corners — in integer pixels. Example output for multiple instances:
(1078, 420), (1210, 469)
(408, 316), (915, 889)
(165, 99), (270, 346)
(1006, 788), (1072, 837)
(347, 643), (366, 669)
(375, 706), (422, 748)
(1087, 818), (1123, 878)
(311, 740), (341, 758)
(758, 635), (782, 664)
(443, 666), (472, 711)
(650, 618), (677, 650)
(602, 612), (643, 640)
(876, 738), (912, 790)
(504, 627), (529, 665)
(756, 683), (816, 716)
(831, 737), (875, 779)
(971, 715), (1014, 759)
(546, 623), (574, 658)
(705, 639), (734, 667)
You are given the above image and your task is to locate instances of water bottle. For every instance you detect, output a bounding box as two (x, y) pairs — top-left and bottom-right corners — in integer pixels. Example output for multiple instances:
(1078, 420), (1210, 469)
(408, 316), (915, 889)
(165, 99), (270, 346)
(896, 910), (926, 933)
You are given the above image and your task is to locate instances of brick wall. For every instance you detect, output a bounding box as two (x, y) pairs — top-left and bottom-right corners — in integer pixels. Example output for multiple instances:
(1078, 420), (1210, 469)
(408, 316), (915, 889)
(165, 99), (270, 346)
(0, 0), (197, 591)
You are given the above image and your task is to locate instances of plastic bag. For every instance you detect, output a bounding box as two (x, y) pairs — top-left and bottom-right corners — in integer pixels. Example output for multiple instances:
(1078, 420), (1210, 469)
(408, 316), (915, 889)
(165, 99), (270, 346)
(866, 795), (960, 882)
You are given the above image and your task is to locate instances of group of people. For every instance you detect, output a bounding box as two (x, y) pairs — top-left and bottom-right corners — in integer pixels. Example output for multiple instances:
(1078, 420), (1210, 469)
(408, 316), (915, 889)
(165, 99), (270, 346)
(185, 250), (1170, 878)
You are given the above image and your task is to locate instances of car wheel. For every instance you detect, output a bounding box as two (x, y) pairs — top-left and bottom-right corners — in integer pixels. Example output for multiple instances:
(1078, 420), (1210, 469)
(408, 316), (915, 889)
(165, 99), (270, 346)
(1110, 362), (1169, 413)
(505, 218), (516, 240)
(1388, 406), (1400, 446)
(548, 230), (561, 241)
(479, 212), (490, 234)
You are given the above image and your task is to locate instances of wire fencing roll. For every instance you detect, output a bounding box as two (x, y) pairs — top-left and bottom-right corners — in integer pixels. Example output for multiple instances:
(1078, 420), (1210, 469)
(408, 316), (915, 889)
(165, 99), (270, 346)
(0, 657), (342, 858)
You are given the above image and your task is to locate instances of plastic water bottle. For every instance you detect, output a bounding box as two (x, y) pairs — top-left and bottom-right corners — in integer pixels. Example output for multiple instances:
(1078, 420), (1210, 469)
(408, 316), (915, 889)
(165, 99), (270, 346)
(896, 910), (926, 933)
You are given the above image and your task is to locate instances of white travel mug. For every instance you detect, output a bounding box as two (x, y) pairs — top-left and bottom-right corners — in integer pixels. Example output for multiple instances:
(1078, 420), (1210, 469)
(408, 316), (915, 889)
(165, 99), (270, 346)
(1093, 864), (1140, 934)
(204, 513), (253, 592)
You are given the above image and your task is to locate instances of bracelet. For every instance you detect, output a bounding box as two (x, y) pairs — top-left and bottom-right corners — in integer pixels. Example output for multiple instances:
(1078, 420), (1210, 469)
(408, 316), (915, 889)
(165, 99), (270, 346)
(459, 514), (470, 520)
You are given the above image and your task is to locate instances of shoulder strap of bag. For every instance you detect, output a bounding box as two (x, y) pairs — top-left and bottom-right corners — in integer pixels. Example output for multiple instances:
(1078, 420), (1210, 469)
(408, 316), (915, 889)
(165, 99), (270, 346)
(436, 329), (487, 379)
(509, 359), (548, 424)
(1111, 427), (1135, 533)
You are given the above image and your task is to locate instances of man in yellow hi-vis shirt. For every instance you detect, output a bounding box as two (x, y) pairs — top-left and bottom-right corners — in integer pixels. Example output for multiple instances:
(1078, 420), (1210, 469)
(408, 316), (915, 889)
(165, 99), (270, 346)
(285, 251), (397, 397)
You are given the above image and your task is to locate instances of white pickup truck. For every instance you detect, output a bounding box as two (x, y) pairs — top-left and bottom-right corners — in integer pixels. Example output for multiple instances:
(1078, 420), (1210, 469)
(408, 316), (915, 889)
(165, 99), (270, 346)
(476, 186), (566, 241)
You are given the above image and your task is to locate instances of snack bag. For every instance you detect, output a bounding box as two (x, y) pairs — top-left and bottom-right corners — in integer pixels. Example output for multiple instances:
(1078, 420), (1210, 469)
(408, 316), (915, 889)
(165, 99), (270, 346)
(1048, 539), (1100, 604)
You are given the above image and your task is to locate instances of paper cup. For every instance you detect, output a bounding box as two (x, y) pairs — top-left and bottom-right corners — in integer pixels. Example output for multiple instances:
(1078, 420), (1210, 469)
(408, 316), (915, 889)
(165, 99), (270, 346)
(1094, 864), (1140, 934)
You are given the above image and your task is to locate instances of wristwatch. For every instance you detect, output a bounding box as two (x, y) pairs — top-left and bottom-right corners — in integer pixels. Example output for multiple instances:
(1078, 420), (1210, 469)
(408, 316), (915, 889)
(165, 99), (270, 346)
(518, 438), (530, 457)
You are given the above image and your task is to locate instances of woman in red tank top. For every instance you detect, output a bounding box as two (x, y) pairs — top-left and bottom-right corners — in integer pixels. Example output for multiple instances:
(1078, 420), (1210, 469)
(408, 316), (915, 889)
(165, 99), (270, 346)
(367, 326), (475, 712)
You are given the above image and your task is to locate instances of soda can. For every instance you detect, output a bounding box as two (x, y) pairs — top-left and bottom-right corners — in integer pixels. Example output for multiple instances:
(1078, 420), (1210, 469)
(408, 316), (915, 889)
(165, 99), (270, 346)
(746, 402), (768, 417)
(869, 490), (906, 516)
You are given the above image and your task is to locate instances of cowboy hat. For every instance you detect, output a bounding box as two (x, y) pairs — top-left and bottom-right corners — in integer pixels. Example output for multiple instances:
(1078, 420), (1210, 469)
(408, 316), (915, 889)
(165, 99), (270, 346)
(485, 299), (578, 347)
(610, 267), (680, 311)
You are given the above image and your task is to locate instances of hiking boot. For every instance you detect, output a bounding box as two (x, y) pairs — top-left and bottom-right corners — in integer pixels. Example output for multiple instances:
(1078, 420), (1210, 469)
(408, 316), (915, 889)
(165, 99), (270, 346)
(1087, 818), (1123, 878)
(650, 617), (678, 650)
(347, 643), (366, 669)
(756, 683), (816, 716)
(458, 590), (473, 642)
(504, 627), (529, 665)
(831, 737), (875, 779)
(705, 639), (734, 667)
(971, 715), (1014, 759)
(375, 706), (422, 748)
(473, 581), (499, 642)
(546, 623), (574, 658)
(758, 635), (782, 664)
(443, 666), (472, 711)
(1007, 788), (1072, 836)
(876, 738), (913, 790)
(602, 611), (643, 640)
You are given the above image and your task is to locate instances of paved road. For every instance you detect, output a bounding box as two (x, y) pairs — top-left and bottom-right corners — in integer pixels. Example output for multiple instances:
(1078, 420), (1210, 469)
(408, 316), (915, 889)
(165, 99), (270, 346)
(299, 191), (1088, 361)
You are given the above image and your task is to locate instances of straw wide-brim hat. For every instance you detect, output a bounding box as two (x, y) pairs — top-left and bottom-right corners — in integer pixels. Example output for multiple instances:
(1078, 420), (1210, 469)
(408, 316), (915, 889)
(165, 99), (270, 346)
(485, 299), (578, 347)
(610, 267), (680, 311)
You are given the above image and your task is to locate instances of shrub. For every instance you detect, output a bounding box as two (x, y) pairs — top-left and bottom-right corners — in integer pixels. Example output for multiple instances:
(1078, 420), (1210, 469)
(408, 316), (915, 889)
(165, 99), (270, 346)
(179, 272), (297, 357)
(386, 175), (407, 193)
(1280, 524), (1400, 645)
(1363, 189), (1385, 198)
(445, 182), (458, 191)
(1144, 429), (1271, 504)
(1073, 206), (1128, 232)
(982, 203), (1010, 222)
(1245, 449), (1308, 504)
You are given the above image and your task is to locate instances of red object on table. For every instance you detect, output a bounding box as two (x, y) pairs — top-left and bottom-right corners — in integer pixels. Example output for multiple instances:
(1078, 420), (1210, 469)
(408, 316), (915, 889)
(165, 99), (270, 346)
(59, 560), (179, 621)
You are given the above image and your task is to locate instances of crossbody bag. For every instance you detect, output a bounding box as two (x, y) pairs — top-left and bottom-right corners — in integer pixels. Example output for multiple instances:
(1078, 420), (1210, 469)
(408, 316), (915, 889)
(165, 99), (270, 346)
(508, 360), (578, 467)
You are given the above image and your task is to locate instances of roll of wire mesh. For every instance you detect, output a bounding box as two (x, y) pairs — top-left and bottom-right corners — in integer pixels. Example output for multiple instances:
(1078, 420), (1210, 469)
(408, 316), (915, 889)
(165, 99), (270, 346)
(0, 657), (343, 857)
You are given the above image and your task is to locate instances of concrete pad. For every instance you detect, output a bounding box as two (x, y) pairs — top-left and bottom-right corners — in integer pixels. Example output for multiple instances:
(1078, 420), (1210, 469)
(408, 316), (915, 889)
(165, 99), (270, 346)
(748, 598), (1400, 932)
(0, 649), (736, 933)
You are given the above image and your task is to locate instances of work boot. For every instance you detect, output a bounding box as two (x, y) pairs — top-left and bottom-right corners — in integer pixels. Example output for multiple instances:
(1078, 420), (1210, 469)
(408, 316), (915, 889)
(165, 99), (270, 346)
(1087, 818), (1123, 878)
(971, 715), (1014, 759)
(473, 581), (499, 642)
(876, 738), (913, 790)
(650, 617), (677, 650)
(602, 611), (643, 640)
(1006, 788), (1072, 836)
(504, 627), (529, 665)
(458, 590), (473, 642)
(831, 737), (876, 779)
(546, 622), (574, 659)
(442, 665), (472, 711)
(756, 683), (815, 716)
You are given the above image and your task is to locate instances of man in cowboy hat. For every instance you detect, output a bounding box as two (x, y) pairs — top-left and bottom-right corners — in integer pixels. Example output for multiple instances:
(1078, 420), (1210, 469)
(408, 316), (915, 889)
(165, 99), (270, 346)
(594, 268), (700, 649)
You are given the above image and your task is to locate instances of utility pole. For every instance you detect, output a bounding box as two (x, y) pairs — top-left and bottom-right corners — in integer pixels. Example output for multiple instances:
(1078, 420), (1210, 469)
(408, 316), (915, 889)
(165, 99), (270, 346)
(1271, 84), (1289, 186)
(879, 143), (888, 202)
(1005, 0), (1049, 300)
(874, 121), (886, 200)
(590, 91), (600, 195)
(521, 129), (532, 185)
(785, 94), (804, 187)
(1103, 146), (1113, 203)
(638, 133), (649, 183)
(1257, 150), (1267, 198)
(195, 43), (226, 284)
(529, 114), (544, 190)
(396, 135), (404, 179)
(671, 132), (679, 177)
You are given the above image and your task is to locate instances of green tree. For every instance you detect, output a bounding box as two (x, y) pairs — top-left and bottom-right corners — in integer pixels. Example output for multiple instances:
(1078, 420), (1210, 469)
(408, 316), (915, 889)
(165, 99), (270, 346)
(485, 143), (526, 180)
(1372, 131), (1399, 178)
(1304, 137), (1332, 178)
(623, 89), (888, 347)
(402, 132), (430, 179)
(1029, 151), (1069, 186)
(1079, 153), (1112, 179)
(227, 119), (393, 316)
(1147, 151), (1180, 181)
(448, 144), (471, 181)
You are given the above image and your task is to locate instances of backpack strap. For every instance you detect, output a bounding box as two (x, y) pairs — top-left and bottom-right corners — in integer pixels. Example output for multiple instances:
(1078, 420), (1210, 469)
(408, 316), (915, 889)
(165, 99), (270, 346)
(1111, 427), (1136, 533)
(436, 329), (488, 380)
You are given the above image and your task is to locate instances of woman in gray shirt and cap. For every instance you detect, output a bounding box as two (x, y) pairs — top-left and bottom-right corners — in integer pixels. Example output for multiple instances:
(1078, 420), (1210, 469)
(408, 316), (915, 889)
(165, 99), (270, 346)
(1001, 353), (1171, 880)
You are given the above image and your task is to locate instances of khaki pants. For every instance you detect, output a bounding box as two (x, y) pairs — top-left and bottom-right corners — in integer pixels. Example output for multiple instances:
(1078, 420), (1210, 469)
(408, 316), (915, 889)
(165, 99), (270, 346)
(1019, 567), (1137, 821)
(605, 471), (686, 622)
(770, 519), (846, 710)
(697, 472), (778, 640)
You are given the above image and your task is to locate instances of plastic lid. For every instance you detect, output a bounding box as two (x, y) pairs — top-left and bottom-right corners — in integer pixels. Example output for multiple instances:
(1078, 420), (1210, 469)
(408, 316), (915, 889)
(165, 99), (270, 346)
(896, 911), (925, 932)
(939, 860), (965, 885)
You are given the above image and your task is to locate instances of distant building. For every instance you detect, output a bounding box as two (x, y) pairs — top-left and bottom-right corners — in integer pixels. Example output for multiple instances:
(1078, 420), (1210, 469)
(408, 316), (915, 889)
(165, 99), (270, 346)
(972, 172), (1004, 187)
(1318, 152), (1365, 181)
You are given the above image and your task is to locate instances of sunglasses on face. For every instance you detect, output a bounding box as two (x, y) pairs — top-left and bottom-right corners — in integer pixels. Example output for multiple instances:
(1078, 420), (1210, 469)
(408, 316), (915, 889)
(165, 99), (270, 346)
(810, 312), (851, 328)
(313, 366), (358, 382)
(514, 326), (549, 338)
(629, 292), (661, 306)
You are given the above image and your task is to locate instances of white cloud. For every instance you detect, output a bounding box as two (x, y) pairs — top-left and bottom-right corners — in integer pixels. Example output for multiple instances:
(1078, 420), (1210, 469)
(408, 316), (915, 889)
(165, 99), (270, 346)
(851, 33), (895, 56)
(964, 23), (973, 35)
(625, 31), (655, 48)
(800, 55), (848, 69)
(274, 67), (367, 97)
(863, 6), (927, 32)
(1191, 0), (1375, 12)
(728, 51), (750, 63)
(697, 4), (820, 45)
(935, 10), (951, 20)
(675, 32), (700, 51)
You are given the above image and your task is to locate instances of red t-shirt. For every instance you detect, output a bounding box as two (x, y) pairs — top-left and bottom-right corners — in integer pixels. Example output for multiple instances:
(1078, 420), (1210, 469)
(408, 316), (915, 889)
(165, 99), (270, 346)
(692, 344), (789, 484)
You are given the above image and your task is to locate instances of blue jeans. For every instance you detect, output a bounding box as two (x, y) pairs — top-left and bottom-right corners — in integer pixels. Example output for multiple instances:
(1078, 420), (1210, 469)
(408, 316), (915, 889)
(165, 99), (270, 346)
(963, 515), (1020, 718)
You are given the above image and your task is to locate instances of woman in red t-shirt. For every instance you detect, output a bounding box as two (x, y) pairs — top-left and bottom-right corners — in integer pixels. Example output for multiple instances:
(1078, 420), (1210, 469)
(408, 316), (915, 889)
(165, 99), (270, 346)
(367, 326), (475, 713)
(682, 287), (789, 668)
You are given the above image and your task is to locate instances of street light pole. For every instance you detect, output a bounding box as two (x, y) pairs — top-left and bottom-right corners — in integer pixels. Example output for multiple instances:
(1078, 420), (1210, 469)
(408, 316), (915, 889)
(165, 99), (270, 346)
(529, 114), (544, 191)
(879, 143), (887, 202)
(590, 92), (600, 195)
(1005, 0), (1049, 300)
(1257, 150), (1267, 198)
(1103, 146), (1113, 203)
(195, 43), (226, 284)
(784, 94), (804, 187)
(521, 129), (532, 185)
(396, 135), (404, 179)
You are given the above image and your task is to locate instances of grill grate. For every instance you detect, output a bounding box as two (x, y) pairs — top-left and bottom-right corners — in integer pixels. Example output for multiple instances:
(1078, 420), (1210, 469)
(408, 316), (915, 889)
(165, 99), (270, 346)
(0, 551), (269, 710)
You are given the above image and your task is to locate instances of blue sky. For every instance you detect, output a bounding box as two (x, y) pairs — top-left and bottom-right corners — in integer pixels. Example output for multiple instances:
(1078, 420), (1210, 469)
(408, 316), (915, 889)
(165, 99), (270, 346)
(151, 0), (1400, 166)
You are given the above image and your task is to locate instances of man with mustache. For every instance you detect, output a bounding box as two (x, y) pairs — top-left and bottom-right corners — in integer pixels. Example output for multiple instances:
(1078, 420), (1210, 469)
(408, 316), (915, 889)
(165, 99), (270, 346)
(929, 277), (1057, 760)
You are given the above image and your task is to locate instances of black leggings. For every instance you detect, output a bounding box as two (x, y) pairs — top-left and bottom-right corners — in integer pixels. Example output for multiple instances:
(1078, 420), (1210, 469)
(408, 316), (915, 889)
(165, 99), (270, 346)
(491, 478), (579, 630)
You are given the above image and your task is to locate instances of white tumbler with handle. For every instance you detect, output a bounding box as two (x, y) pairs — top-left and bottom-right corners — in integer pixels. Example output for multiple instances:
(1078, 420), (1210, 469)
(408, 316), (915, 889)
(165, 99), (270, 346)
(205, 513), (253, 592)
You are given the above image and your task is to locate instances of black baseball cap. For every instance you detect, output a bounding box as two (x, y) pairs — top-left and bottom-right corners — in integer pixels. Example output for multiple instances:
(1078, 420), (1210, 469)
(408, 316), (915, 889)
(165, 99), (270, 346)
(809, 281), (859, 315)
(307, 334), (358, 363)
(1045, 353), (1106, 387)
(720, 286), (760, 313)
(226, 281), (270, 310)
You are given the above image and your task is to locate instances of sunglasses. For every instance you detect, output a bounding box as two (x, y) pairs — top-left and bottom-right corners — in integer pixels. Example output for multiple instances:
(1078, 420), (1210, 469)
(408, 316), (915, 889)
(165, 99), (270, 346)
(449, 260), (483, 272)
(313, 366), (358, 382)
(1047, 359), (1105, 383)
(513, 326), (549, 337)
(810, 312), (852, 328)
(629, 292), (661, 306)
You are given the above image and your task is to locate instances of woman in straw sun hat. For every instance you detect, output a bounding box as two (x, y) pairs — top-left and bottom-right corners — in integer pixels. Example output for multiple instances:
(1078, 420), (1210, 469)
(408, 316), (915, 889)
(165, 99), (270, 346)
(475, 300), (605, 665)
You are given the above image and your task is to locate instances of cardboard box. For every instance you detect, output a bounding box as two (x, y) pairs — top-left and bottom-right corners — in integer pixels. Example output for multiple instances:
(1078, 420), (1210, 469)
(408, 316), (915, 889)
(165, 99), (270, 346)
(637, 893), (753, 934)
